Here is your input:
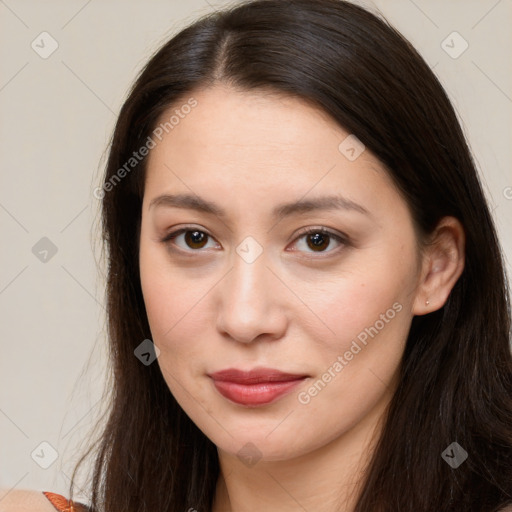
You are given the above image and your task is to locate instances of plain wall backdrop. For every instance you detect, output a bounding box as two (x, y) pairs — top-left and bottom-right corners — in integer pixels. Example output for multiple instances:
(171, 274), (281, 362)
(1, 0), (511, 503)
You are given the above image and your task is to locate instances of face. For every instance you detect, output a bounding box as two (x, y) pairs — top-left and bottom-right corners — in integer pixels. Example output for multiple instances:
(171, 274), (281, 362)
(139, 85), (423, 462)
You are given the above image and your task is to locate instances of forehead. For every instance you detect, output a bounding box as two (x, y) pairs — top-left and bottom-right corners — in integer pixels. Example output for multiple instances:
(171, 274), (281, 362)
(148, 86), (343, 168)
(143, 85), (396, 214)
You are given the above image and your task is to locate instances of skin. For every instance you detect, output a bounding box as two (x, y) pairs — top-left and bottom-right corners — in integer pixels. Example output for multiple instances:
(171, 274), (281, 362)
(139, 85), (465, 512)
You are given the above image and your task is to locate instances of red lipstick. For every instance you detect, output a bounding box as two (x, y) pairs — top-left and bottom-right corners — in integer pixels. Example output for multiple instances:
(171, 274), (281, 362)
(208, 368), (308, 407)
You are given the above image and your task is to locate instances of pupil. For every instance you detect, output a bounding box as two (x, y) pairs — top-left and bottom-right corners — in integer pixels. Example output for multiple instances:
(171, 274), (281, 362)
(186, 230), (207, 248)
(308, 232), (329, 251)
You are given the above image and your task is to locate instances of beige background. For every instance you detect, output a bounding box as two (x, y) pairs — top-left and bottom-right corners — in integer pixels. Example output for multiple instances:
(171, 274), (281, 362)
(1, 0), (511, 503)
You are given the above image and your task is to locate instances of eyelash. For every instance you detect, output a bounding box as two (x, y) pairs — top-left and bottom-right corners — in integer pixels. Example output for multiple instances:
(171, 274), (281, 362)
(159, 225), (348, 259)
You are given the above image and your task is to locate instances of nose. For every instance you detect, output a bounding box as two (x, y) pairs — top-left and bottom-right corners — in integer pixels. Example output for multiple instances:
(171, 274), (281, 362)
(215, 247), (288, 344)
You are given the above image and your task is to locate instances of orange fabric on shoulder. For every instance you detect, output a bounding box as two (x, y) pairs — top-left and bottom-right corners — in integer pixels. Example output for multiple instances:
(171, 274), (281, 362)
(42, 492), (89, 512)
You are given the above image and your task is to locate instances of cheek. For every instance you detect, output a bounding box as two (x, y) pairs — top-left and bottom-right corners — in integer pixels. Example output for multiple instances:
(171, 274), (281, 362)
(139, 238), (220, 383)
(139, 255), (211, 410)
(140, 239), (191, 347)
(140, 272), (208, 354)
(313, 264), (412, 339)
(140, 230), (189, 326)
(303, 243), (417, 374)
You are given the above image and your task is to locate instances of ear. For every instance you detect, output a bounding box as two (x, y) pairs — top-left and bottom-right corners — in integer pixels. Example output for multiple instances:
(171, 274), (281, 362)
(412, 216), (465, 316)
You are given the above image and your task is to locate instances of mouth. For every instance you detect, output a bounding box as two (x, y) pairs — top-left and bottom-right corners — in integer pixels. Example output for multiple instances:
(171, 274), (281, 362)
(208, 368), (309, 407)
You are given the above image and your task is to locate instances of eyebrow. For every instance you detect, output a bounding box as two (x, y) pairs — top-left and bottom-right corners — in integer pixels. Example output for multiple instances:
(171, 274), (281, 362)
(148, 193), (370, 218)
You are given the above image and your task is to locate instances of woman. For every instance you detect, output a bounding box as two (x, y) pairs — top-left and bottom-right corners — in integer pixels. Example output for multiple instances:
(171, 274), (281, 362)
(4, 0), (511, 510)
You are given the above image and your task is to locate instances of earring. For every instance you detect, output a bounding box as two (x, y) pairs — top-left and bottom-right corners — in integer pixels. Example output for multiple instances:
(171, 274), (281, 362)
(425, 300), (430, 305)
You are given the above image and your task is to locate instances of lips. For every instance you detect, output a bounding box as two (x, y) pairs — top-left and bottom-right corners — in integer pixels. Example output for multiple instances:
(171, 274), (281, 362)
(208, 368), (308, 407)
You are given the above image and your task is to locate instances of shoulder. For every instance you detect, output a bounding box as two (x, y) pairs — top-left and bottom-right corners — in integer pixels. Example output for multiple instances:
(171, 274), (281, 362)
(0, 489), (57, 511)
(0, 489), (89, 512)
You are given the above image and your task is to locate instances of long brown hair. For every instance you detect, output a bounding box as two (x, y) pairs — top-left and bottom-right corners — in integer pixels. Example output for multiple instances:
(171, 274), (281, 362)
(69, 0), (512, 510)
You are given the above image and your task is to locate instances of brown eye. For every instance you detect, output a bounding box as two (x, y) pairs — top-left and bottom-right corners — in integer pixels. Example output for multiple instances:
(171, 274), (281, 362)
(162, 226), (346, 257)
(162, 228), (218, 252)
(305, 231), (331, 252)
(184, 230), (208, 249)
(291, 227), (346, 256)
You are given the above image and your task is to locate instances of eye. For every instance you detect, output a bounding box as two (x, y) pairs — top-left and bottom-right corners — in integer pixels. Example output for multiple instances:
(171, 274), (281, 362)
(289, 227), (346, 256)
(161, 227), (219, 252)
(160, 226), (347, 256)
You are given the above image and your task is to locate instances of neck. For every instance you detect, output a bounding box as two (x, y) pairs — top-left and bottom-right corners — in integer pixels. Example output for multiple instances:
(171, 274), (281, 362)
(211, 388), (392, 512)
